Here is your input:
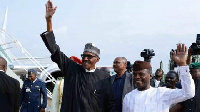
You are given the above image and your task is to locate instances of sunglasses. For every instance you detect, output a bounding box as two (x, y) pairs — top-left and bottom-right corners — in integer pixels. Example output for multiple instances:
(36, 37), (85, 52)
(81, 54), (96, 59)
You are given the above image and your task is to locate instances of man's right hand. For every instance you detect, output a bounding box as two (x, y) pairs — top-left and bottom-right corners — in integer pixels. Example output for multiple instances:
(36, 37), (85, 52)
(45, 0), (57, 21)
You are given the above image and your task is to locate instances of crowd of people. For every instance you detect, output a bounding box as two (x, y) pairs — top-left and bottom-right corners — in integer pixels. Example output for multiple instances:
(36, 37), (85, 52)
(0, 0), (200, 112)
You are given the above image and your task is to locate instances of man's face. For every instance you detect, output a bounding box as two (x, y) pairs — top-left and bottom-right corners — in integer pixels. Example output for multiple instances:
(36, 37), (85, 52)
(155, 69), (163, 77)
(28, 74), (36, 82)
(165, 73), (178, 88)
(133, 69), (152, 91)
(113, 57), (127, 73)
(190, 69), (200, 80)
(81, 52), (99, 70)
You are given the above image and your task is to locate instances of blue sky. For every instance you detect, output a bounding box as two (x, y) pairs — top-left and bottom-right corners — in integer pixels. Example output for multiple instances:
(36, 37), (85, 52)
(1, 0), (200, 73)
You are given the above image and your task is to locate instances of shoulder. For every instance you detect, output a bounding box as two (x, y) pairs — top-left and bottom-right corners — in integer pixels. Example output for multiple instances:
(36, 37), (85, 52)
(111, 74), (116, 78)
(156, 87), (172, 94)
(11, 77), (20, 86)
(128, 89), (137, 95)
(125, 72), (132, 78)
(23, 79), (29, 83)
(4, 73), (20, 84)
(37, 79), (45, 84)
(95, 69), (110, 77)
(124, 89), (137, 99)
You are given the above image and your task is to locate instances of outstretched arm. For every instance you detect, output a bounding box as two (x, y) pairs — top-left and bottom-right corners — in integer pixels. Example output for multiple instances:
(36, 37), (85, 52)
(45, 0), (57, 32)
(163, 43), (195, 105)
(172, 44), (195, 99)
(41, 1), (79, 77)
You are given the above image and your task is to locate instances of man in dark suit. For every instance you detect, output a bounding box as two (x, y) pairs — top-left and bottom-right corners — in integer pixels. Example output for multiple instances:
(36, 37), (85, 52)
(111, 57), (135, 112)
(0, 57), (20, 112)
(20, 69), (47, 112)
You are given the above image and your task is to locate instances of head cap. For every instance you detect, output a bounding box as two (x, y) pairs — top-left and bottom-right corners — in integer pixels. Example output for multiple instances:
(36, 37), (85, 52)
(28, 69), (37, 75)
(132, 60), (151, 71)
(84, 43), (100, 57)
(189, 62), (200, 69)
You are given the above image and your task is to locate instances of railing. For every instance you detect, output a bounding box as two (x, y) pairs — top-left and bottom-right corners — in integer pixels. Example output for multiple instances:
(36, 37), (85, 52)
(0, 28), (55, 98)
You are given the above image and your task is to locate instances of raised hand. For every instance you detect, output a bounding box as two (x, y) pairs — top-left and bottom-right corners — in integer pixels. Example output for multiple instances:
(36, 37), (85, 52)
(45, 0), (57, 20)
(172, 43), (187, 66)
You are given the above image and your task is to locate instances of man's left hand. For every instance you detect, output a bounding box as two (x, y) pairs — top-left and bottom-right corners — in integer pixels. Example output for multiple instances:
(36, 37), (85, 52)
(172, 43), (187, 66)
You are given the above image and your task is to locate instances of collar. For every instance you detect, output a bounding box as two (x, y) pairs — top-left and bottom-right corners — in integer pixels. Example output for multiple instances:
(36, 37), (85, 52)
(137, 86), (153, 92)
(155, 80), (160, 82)
(85, 67), (96, 72)
(116, 72), (126, 79)
(0, 70), (4, 72)
(33, 78), (37, 83)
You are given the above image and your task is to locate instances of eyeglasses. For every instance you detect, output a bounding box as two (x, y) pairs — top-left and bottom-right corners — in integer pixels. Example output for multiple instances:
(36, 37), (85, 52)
(81, 54), (96, 59)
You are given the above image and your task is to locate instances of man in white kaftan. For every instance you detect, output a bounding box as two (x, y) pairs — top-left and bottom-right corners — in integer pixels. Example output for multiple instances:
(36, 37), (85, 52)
(123, 43), (195, 112)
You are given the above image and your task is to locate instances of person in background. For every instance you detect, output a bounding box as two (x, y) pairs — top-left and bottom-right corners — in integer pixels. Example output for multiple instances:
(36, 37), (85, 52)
(123, 43), (195, 112)
(165, 70), (179, 89)
(20, 69), (47, 112)
(150, 68), (165, 88)
(164, 70), (180, 109)
(0, 57), (20, 112)
(170, 62), (200, 112)
(111, 57), (135, 112)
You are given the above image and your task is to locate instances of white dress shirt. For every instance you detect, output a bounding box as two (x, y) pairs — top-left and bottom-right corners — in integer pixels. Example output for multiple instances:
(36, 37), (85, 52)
(85, 67), (96, 72)
(155, 80), (160, 88)
(123, 66), (195, 112)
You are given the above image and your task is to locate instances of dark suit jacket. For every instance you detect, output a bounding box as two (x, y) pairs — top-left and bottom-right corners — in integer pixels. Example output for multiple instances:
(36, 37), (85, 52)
(111, 71), (135, 100)
(0, 71), (20, 112)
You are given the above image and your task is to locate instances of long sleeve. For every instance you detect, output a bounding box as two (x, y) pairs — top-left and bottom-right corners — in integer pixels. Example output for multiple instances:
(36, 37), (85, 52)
(20, 83), (26, 106)
(192, 78), (200, 111)
(41, 82), (47, 108)
(40, 31), (57, 54)
(41, 31), (80, 77)
(162, 66), (195, 105)
(122, 66), (195, 112)
(106, 77), (116, 112)
(14, 81), (20, 112)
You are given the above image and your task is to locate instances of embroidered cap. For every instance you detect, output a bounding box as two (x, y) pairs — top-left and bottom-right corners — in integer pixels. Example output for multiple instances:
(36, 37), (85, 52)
(83, 43), (100, 57)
